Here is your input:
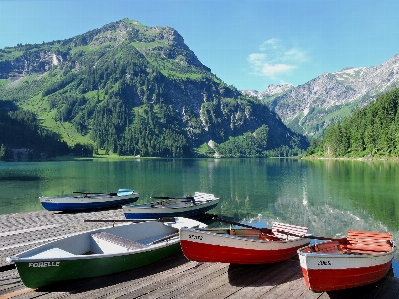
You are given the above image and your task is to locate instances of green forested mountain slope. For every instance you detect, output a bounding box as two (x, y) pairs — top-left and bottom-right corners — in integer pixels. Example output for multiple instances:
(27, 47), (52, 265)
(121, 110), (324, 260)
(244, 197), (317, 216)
(307, 87), (399, 158)
(0, 19), (308, 159)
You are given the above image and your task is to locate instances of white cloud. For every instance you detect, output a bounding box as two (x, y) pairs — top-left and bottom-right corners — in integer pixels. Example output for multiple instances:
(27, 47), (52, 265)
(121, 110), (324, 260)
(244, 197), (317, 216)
(248, 39), (308, 80)
(259, 38), (281, 51)
(261, 63), (297, 77)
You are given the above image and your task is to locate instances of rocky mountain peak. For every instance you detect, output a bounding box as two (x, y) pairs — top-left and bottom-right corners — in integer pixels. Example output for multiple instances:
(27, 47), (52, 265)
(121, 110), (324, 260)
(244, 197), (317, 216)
(242, 53), (399, 138)
(0, 18), (308, 158)
(242, 83), (293, 99)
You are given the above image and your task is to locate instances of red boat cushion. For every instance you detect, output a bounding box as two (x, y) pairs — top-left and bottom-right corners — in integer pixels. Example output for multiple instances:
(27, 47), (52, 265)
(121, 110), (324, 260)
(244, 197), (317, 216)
(343, 230), (393, 254)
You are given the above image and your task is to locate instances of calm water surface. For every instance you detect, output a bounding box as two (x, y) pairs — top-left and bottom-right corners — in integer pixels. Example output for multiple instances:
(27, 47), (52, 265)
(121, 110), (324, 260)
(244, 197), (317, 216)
(1, 158), (399, 275)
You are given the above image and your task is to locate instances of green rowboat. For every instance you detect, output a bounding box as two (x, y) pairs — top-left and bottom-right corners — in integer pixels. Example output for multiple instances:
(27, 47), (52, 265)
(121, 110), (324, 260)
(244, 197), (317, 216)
(6, 217), (206, 288)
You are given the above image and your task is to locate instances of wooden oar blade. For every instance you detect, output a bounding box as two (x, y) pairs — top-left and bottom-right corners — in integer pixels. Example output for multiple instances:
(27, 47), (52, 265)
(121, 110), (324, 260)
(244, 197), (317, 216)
(275, 229), (346, 242)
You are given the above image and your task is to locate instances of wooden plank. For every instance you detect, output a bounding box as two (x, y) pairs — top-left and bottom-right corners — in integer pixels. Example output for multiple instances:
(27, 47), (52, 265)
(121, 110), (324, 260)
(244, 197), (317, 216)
(347, 230), (393, 240)
(91, 232), (148, 249)
(42, 253), (199, 298)
(133, 262), (227, 298)
(160, 263), (238, 298)
(195, 262), (285, 299)
(272, 222), (308, 240)
(277, 275), (312, 299)
(168, 263), (232, 298)
(226, 260), (300, 299)
(249, 262), (304, 299)
(372, 276), (399, 299)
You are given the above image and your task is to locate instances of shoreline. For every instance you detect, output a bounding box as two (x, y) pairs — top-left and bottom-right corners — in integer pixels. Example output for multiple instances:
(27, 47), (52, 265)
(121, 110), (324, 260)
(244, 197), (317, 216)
(303, 156), (399, 162)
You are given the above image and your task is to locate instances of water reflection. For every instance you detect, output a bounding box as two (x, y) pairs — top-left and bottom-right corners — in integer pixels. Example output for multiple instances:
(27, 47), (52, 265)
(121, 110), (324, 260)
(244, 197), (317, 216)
(1, 158), (399, 274)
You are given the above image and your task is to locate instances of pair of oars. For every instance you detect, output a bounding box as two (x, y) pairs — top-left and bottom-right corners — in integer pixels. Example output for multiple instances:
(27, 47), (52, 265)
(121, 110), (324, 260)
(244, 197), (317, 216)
(151, 196), (196, 205)
(84, 217), (176, 224)
(213, 217), (345, 242)
(151, 196), (195, 202)
(73, 191), (105, 195)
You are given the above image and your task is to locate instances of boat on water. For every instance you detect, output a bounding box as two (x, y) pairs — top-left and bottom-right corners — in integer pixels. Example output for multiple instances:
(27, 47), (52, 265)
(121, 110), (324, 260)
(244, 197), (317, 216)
(297, 230), (396, 292)
(40, 189), (139, 211)
(6, 217), (206, 289)
(180, 220), (310, 264)
(123, 192), (219, 220)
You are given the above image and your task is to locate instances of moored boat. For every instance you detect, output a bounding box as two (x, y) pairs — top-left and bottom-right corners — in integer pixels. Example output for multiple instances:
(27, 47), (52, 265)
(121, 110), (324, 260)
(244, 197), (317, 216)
(180, 220), (310, 264)
(40, 189), (139, 211)
(297, 230), (396, 292)
(6, 217), (206, 289)
(123, 192), (219, 220)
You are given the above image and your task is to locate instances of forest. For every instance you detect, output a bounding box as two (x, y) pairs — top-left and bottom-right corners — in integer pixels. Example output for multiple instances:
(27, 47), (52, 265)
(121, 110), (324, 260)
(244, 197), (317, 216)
(306, 87), (399, 158)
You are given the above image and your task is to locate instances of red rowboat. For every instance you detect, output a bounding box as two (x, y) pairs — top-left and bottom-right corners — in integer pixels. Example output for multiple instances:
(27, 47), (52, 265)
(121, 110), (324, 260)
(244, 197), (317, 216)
(180, 221), (310, 264)
(297, 230), (396, 292)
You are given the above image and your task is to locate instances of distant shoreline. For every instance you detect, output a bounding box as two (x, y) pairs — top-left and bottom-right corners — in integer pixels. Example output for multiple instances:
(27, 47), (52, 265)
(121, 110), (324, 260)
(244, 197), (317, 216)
(303, 156), (399, 162)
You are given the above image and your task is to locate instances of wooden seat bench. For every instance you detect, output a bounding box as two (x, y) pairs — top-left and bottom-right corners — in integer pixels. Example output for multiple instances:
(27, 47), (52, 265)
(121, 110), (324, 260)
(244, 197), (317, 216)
(272, 222), (308, 240)
(91, 232), (148, 252)
(341, 230), (393, 254)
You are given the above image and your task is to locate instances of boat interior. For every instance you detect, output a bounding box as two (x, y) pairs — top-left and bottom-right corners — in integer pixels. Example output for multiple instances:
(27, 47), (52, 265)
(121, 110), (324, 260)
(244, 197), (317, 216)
(203, 222), (308, 241)
(200, 222), (309, 242)
(19, 222), (179, 259)
(303, 230), (394, 254)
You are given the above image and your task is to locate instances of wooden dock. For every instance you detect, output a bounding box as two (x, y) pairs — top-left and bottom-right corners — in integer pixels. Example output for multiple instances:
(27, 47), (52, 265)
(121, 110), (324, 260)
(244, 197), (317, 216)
(1, 210), (399, 299)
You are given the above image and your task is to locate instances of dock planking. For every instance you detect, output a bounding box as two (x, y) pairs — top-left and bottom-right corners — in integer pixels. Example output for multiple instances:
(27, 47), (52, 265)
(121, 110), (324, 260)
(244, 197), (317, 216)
(0, 210), (398, 298)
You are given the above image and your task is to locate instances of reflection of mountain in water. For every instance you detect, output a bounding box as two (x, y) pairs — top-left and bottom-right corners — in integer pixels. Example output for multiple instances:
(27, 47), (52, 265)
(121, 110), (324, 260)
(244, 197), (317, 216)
(240, 182), (399, 263)
(258, 194), (399, 262)
(211, 159), (399, 241)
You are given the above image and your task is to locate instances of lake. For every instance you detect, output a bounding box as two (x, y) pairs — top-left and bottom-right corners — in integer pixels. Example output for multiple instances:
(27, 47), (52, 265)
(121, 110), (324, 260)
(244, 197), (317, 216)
(1, 158), (398, 275)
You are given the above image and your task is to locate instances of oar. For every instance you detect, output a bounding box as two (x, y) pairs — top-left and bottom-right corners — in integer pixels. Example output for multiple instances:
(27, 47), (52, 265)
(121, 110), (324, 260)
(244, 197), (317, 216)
(151, 196), (195, 200)
(276, 230), (347, 242)
(84, 217), (176, 223)
(213, 217), (273, 234)
(73, 192), (105, 195)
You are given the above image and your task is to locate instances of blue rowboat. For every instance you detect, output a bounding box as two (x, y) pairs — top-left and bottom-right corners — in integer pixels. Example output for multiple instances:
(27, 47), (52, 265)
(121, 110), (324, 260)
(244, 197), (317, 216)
(40, 189), (139, 212)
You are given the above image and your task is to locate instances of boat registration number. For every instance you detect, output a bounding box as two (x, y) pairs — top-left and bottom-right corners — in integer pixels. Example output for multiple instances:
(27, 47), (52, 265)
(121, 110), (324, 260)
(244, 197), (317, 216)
(317, 260), (331, 266)
(188, 234), (203, 241)
(29, 261), (60, 268)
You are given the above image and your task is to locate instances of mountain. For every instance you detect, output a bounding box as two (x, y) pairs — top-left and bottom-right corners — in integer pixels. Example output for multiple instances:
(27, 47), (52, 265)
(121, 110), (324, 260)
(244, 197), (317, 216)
(241, 84), (294, 99)
(0, 19), (308, 159)
(242, 54), (399, 138)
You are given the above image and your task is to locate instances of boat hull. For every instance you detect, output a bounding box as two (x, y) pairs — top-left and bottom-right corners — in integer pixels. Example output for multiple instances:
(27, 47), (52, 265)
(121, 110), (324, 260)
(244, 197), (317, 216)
(15, 243), (180, 289)
(298, 250), (395, 291)
(180, 228), (310, 264)
(8, 217), (206, 289)
(40, 195), (139, 211)
(123, 200), (218, 219)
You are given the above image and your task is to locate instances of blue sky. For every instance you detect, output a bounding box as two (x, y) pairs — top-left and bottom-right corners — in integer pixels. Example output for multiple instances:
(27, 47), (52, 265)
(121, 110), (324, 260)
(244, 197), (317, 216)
(1, 0), (399, 91)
